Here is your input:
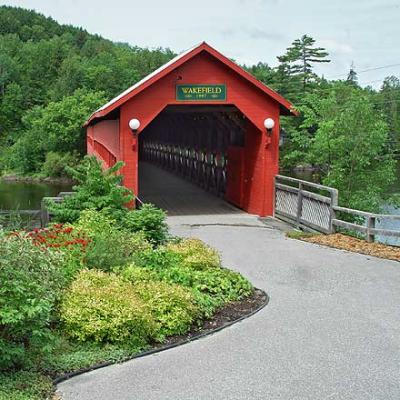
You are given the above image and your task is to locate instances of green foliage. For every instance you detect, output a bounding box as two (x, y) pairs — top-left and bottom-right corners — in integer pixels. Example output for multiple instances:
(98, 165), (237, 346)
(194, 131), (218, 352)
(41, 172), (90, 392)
(129, 243), (253, 316)
(166, 238), (221, 269)
(40, 151), (80, 178)
(48, 157), (134, 222)
(41, 336), (136, 375)
(60, 269), (157, 346)
(296, 83), (397, 211)
(8, 89), (106, 174)
(0, 371), (53, 400)
(86, 227), (150, 271)
(117, 204), (168, 245)
(132, 281), (199, 338)
(0, 231), (65, 370)
(72, 209), (151, 272)
(277, 34), (330, 92)
(0, 6), (175, 174)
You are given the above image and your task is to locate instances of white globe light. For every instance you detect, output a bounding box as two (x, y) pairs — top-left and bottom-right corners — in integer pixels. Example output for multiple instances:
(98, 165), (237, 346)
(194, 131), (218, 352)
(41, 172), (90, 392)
(264, 118), (275, 130)
(129, 118), (140, 131)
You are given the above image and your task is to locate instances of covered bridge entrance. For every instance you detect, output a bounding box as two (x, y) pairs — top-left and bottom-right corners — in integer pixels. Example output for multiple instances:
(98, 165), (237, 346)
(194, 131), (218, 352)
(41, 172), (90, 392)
(85, 42), (296, 216)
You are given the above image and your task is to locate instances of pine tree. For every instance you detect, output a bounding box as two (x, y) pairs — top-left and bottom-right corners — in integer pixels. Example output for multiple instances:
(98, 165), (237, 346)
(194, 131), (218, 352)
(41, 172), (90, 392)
(277, 34), (330, 91)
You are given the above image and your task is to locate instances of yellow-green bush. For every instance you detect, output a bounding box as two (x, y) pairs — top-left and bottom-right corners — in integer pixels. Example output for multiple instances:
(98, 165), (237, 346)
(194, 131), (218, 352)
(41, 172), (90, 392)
(60, 270), (157, 347)
(165, 238), (221, 269)
(132, 281), (199, 338)
(120, 264), (159, 282)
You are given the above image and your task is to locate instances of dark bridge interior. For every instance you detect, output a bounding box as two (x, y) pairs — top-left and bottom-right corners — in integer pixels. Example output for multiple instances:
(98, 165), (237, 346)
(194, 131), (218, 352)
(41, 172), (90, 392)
(138, 105), (247, 215)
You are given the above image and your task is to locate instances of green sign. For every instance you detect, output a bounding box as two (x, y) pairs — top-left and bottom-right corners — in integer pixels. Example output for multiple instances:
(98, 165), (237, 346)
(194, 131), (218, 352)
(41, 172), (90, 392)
(176, 84), (226, 101)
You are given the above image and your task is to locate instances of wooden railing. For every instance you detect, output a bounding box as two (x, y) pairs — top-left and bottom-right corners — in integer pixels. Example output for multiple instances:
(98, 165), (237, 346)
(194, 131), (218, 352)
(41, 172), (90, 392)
(274, 175), (338, 234)
(331, 206), (400, 243)
(274, 175), (400, 246)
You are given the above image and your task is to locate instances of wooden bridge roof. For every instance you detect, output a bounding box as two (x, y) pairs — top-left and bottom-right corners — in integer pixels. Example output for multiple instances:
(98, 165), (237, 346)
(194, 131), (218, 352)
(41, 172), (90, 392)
(84, 42), (297, 127)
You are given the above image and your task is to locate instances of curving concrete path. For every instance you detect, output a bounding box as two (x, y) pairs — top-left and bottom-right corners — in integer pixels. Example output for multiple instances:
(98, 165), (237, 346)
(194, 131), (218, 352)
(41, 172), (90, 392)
(58, 214), (400, 400)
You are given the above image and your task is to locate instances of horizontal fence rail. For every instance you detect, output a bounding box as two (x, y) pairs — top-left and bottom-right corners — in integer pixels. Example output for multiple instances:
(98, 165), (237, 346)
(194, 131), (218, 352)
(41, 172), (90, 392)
(274, 175), (399, 246)
(332, 205), (400, 243)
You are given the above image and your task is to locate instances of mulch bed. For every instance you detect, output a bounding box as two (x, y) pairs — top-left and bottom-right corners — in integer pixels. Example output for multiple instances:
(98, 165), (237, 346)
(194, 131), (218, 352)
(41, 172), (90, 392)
(300, 233), (400, 262)
(154, 288), (268, 348)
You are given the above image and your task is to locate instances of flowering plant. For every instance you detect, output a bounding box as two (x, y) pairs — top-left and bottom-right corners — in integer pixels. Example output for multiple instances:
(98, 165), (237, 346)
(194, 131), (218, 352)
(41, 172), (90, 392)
(27, 224), (89, 250)
(26, 224), (89, 280)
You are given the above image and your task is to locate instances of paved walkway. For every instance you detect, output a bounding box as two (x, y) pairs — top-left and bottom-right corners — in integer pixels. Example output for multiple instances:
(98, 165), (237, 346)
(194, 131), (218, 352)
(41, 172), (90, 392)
(58, 214), (400, 400)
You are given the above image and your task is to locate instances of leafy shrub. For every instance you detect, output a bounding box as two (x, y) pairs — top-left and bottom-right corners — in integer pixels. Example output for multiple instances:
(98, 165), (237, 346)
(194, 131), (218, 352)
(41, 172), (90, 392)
(73, 208), (116, 237)
(166, 238), (221, 269)
(131, 281), (199, 338)
(27, 224), (89, 280)
(48, 157), (133, 223)
(120, 264), (159, 283)
(85, 230), (150, 272)
(118, 204), (168, 245)
(0, 231), (65, 370)
(40, 151), (80, 178)
(74, 209), (151, 271)
(131, 247), (182, 271)
(60, 269), (157, 346)
(130, 243), (253, 316)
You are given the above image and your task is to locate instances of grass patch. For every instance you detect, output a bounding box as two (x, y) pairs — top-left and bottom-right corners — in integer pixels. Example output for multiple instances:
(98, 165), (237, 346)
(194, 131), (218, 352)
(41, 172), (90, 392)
(286, 230), (318, 240)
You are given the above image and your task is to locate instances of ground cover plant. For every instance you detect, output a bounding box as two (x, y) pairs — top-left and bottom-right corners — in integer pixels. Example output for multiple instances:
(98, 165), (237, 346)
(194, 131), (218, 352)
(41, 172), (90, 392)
(0, 160), (255, 400)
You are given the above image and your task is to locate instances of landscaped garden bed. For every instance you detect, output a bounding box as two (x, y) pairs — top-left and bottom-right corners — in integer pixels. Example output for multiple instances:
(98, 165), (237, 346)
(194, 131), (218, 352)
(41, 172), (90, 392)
(0, 157), (264, 400)
(287, 231), (400, 262)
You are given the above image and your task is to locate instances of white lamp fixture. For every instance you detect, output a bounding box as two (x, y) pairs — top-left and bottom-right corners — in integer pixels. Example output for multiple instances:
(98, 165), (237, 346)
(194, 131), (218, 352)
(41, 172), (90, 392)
(129, 118), (140, 133)
(264, 118), (275, 133)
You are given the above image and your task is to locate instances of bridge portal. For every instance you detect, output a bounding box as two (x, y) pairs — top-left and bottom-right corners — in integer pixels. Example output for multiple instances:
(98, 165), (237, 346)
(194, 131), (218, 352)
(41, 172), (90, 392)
(85, 42), (296, 216)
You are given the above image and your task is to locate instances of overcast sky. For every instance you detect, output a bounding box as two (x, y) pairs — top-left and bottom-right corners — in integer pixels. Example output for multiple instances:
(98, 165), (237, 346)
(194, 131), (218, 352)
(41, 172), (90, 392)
(2, 0), (400, 88)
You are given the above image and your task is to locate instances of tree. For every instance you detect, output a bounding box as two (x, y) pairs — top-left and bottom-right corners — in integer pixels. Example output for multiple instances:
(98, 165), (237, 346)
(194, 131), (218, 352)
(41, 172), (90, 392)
(377, 76), (400, 154)
(0, 5), (176, 176)
(277, 34), (330, 91)
(298, 83), (396, 211)
(8, 89), (106, 173)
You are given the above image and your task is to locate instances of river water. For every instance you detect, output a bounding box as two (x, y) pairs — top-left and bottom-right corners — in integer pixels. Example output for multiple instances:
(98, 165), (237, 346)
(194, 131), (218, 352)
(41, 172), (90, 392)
(0, 180), (73, 210)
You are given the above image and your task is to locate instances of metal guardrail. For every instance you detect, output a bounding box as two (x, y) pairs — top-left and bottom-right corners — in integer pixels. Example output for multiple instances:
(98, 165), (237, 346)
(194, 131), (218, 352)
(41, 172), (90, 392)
(274, 175), (400, 245)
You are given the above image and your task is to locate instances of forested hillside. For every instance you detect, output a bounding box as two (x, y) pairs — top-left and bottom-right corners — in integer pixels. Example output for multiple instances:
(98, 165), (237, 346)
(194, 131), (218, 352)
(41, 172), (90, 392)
(0, 6), (175, 175)
(0, 6), (399, 211)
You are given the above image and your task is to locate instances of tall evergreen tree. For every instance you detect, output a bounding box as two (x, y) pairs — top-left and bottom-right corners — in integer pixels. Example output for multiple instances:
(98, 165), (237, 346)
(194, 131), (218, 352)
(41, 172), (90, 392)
(277, 34), (330, 91)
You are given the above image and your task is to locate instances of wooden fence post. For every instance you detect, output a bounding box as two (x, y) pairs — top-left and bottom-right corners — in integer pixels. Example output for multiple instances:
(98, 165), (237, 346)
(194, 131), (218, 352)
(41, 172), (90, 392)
(366, 216), (376, 243)
(296, 182), (303, 228)
(330, 189), (339, 234)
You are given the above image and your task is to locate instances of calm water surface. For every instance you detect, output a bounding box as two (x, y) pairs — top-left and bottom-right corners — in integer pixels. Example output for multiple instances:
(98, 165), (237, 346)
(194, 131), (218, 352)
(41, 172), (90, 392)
(0, 180), (73, 210)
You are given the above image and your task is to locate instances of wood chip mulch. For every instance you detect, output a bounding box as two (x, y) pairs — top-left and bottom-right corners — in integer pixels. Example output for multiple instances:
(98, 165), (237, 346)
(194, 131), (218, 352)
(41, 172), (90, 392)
(301, 233), (400, 262)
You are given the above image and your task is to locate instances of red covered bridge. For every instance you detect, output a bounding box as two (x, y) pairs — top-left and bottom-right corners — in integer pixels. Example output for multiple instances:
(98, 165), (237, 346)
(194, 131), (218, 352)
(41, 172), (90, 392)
(84, 42), (296, 216)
